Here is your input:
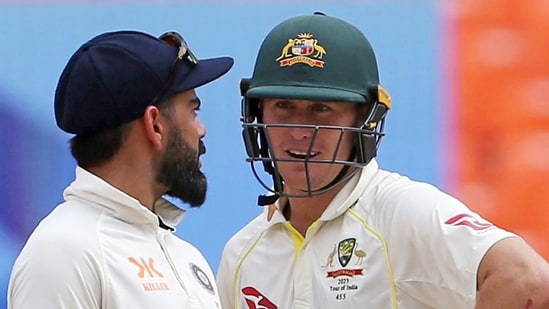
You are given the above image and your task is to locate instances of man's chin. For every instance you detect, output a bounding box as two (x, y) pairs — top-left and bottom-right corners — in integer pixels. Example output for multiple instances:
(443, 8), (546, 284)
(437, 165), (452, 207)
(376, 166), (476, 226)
(165, 176), (207, 207)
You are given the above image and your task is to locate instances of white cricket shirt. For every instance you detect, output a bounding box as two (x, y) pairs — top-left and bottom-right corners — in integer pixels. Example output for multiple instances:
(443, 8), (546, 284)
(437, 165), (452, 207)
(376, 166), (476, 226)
(217, 159), (516, 309)
(8, 167), (221, 309)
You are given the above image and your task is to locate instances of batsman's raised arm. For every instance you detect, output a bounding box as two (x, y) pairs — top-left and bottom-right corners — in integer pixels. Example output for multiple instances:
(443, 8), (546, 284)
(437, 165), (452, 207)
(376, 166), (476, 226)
(476, 237), (549, 309)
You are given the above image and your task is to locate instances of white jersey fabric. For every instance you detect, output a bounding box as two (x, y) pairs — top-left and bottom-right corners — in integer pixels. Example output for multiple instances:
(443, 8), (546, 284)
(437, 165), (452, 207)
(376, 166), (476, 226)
(8, 167), (221, 309)
(217, 159), (517, 309)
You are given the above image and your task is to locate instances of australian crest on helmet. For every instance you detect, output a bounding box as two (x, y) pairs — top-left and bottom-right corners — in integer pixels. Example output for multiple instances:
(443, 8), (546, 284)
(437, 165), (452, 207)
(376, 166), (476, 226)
(275, 33), (326, 68)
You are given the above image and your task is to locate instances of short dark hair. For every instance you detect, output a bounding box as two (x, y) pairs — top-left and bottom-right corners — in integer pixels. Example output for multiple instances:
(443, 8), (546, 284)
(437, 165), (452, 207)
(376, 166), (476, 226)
(69, 96), (178, 169)
(158, 96), (176, 119)
(69, 122), (134, 169)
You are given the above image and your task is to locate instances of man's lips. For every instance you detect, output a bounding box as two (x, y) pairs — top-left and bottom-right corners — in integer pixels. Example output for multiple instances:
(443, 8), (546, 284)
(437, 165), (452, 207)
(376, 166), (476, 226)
(286, 149), (319, 159)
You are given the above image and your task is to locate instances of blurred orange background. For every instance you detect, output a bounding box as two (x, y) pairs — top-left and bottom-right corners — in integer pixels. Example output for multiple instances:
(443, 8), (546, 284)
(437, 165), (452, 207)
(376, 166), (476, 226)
(449, 0), (549, 259)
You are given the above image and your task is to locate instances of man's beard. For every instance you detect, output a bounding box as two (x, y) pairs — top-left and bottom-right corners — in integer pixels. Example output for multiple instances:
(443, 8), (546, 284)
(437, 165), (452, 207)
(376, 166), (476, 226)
(156, 127), (207, 207)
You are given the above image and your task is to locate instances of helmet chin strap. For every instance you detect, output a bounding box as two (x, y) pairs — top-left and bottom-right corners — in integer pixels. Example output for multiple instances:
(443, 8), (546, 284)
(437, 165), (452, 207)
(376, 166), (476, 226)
(256, 148), (357, 206)
(257, 191), (279, 206)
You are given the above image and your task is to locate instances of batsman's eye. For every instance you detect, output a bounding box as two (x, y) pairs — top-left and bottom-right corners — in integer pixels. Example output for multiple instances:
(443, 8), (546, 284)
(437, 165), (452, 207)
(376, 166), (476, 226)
(311, 103), (329, 112)
(274, 101), (293, 109)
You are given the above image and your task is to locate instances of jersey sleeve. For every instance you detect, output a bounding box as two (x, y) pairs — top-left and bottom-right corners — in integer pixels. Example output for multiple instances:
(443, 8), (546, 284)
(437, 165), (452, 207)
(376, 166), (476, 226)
(217, 241), (237, 309)
(375, 179), (517, 307)
(8, 222), (103, 309)
(217, 213), (268, 309)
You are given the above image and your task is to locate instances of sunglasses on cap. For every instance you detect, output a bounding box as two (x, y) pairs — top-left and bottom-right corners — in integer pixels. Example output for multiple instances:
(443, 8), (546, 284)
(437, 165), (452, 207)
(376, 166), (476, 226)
(160, 31), (199, 65)
(150, 31), (199, 105)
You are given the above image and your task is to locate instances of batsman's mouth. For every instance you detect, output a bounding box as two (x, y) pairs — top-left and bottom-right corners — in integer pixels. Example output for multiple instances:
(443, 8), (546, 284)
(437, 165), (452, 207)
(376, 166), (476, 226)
(287, 150), (319, 159)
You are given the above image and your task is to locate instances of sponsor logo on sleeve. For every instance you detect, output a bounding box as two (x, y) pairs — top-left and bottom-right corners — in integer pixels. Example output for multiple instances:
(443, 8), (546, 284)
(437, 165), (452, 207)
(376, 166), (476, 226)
(444, 213), (493, 231)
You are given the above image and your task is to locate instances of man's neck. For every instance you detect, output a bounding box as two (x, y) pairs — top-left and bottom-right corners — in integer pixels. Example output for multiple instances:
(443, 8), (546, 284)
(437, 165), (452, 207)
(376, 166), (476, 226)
(284, 185), (342, 237)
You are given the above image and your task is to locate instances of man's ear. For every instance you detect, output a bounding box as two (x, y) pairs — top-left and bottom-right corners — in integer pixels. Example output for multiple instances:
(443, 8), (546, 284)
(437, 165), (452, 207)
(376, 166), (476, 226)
(143, 106), (164, 150)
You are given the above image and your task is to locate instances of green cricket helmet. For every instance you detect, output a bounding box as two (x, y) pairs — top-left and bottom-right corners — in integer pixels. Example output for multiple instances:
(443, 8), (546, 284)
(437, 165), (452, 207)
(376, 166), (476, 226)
(240, 12), (392, 205)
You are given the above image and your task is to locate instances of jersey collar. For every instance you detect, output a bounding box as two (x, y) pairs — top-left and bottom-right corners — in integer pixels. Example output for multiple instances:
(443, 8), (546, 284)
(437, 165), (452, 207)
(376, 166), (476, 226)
(63, 166), (186, 230)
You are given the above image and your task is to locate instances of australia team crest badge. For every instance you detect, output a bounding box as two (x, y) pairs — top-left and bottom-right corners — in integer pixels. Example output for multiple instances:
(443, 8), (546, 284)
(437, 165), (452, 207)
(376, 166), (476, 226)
(275, 33), (326, 67)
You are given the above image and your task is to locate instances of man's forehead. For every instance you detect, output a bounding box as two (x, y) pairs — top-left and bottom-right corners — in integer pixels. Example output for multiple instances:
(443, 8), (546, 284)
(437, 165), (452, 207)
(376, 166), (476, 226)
(261, 98), (358, 105)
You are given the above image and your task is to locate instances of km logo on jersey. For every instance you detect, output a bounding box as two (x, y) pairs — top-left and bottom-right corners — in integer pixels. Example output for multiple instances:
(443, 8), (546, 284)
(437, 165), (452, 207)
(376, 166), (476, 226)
(129, 256), (170, 292)
(128, 257), (164, 278)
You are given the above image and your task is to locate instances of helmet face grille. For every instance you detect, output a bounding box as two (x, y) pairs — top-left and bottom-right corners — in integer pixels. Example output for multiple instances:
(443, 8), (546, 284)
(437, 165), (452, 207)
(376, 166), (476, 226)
(241, 120), (386, 198)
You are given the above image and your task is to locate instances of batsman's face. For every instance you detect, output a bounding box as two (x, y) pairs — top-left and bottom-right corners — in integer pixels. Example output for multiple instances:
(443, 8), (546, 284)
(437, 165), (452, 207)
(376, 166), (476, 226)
(261, 98), (359, 195)
(156, 90), (207, 207)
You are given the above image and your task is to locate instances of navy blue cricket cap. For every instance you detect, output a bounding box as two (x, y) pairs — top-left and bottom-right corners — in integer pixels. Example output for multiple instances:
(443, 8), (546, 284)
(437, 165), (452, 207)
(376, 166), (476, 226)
(55, 30), (234, 135)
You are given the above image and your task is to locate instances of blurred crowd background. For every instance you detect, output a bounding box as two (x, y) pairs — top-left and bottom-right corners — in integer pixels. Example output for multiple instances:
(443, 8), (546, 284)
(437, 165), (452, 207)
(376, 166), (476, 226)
(1, 0), (547, 307)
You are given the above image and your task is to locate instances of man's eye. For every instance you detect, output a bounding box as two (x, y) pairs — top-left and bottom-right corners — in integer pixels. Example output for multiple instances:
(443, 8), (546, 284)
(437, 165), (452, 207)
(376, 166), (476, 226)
(312, 104), (328, 112)
(275, 102), (292, 109)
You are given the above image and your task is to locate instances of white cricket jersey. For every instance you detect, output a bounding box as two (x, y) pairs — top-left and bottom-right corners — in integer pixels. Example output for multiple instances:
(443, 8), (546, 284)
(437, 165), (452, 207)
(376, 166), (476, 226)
(8, 167), (221, 309)
(217, 159), (517, 309)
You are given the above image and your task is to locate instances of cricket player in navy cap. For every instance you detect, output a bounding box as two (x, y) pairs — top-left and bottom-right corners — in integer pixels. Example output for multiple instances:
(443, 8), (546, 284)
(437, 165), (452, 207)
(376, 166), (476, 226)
(9, 30), (233, 308)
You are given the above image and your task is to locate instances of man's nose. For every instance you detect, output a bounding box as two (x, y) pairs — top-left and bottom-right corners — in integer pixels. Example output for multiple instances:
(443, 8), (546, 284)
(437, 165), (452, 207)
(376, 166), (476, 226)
(288, 125), (316, 141)
(197, 118), (207, 138)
